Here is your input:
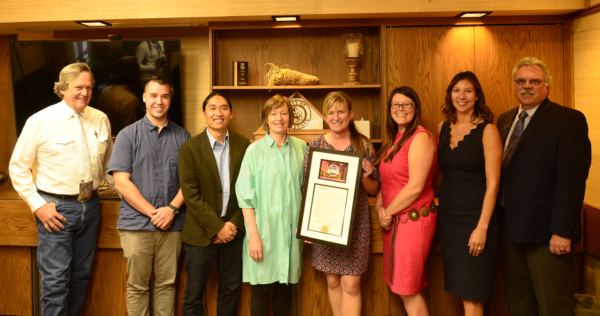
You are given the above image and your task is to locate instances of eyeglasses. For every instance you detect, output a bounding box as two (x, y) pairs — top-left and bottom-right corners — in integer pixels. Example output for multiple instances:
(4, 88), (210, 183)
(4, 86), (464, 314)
(514, 78), (545, 86)
(391, 102), (414, 110)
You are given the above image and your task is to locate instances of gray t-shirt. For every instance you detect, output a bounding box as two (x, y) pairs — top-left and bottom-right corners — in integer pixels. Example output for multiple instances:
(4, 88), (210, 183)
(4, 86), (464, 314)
(109, 115), (191, 231)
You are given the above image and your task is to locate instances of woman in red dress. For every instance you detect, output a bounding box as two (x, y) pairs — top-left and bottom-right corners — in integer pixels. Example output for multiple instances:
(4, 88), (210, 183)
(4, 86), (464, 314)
(375, 86), (437, 315)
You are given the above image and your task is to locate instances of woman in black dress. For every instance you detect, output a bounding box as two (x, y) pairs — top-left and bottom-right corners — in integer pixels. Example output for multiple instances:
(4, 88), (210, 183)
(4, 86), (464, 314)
(435, 71), (503, 316)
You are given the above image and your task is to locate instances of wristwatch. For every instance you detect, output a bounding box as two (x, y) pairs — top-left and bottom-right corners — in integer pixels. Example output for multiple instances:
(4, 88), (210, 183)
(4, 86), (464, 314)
(168, 204), (179, 215)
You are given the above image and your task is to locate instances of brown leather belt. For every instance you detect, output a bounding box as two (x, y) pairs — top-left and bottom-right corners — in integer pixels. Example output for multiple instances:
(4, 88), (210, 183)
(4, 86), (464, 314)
(39, 190), (97, 200)
(388, 201), (437, 285)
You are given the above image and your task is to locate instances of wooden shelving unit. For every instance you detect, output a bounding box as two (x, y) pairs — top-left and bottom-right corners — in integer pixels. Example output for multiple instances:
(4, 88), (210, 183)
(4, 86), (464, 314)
(213, 84), (382, 90)
(209, 22), (384, 142)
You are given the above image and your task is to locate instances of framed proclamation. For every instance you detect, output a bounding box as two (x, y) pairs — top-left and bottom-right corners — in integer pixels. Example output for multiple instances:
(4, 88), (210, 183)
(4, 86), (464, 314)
(296, 147), (363, 249)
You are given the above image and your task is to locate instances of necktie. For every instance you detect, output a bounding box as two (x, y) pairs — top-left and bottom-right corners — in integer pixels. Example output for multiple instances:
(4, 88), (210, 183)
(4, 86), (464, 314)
(74, 113), (93, 202)
(503, 110), (529, 167)
(499, 110), (528, 207)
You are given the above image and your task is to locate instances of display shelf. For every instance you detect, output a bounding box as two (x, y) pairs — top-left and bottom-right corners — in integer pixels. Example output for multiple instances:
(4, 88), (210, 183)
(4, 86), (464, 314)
(210, 23), (384, 140)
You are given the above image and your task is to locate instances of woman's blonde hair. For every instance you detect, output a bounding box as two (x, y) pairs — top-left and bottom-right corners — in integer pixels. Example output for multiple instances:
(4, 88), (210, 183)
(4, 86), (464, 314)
(261, 95), (293, 131)
(53, 63), (95, 99)
(322, 91), (371, 154)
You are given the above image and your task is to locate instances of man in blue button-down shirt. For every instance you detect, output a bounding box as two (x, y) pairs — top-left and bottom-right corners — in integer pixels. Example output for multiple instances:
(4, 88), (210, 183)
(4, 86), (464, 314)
(109, 75), (190, 316)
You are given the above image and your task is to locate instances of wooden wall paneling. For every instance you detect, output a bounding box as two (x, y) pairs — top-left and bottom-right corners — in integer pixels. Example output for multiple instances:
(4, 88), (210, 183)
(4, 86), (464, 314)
(386, 26), (475, 136)
(0, 200), (38, 246)
(488, 250), (510, 316)
(369, 206), (383, 253)
(573, 11), (600, 207)
(95, 201), (121, 249)
(79, 274), (93, 316)
(226, 91), (264, 140)
(88, 249), (128, 315)
(0, 35), (16, 193)
(574, 253), (586, 294)
(564, 19), (575, 108)
(585, 254), (600, 300)
(235, 283), (252, 316)
(299, 249), (334, 316)
(361, 254), (389, 316)
(180, 35), (210, 136)
(388, 289), (408, 316)
(0, 246), (32, 316)
(380, 25), (389, 145)
(422, 254), (464, 316)
(473, 24), (565, 124)
(584, 204), (600, 260)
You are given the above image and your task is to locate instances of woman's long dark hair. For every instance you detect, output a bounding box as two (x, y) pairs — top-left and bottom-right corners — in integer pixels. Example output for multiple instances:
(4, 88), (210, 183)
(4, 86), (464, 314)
(442, 71), (494, 124)
(322, 91), (372, 154)
(376, 87), (422, 165)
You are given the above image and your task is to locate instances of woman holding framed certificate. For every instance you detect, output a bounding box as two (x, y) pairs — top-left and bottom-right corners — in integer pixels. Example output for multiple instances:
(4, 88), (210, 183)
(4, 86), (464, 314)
(303, 91), (380, 316)
(236, 95), (307, 316)
(375, 86), (437, 315)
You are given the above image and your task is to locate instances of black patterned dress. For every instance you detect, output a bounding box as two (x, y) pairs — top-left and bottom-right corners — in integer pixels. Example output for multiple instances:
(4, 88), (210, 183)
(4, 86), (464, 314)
(303, 136), (380, 275)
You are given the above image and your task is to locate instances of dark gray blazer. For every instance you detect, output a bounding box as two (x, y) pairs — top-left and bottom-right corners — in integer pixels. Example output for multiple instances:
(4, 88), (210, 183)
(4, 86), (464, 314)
(178, 129), (250, 247)
(497, 97), (591, 244)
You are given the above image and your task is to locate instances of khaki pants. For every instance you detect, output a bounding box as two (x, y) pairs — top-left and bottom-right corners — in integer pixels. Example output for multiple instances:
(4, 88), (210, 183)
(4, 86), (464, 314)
(119, 230), (182, 316)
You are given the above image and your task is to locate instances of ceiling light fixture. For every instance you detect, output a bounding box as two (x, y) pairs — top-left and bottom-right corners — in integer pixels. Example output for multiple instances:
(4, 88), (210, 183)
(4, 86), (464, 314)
(76, 21), (112, 27)
(456, 12), (492, 18)
(272, 16), (300, 22)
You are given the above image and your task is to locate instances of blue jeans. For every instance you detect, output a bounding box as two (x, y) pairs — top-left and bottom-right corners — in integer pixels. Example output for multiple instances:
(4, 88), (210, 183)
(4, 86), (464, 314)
(182, 236), (243, 316)
(36, 192), (100, 316)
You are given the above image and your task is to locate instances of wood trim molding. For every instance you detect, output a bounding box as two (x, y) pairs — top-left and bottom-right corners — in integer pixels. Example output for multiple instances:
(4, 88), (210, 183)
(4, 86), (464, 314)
(54, 26), (208, 40)
(209, 16), (571, 31)
(570, 3), (600, 19)
(209, 19), (384, 30)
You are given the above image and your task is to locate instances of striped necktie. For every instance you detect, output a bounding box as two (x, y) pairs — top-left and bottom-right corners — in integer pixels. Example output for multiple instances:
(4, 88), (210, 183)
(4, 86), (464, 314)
(498, 110), (529, 207)
(502, 110), (529, 168)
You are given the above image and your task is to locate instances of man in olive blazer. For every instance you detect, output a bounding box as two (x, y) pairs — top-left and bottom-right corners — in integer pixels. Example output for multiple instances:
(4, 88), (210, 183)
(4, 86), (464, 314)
(498, 57), (591, 316)
(179, 92), (250, 316)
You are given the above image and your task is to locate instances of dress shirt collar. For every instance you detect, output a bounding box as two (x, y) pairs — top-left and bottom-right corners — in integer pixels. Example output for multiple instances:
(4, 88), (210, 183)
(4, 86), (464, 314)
(265, 132), (289, 148)
(516, 103), (541, 119)
(206, 128), (229, 149)
(142, 115), (170, 131)
(58, 100), (90, 120)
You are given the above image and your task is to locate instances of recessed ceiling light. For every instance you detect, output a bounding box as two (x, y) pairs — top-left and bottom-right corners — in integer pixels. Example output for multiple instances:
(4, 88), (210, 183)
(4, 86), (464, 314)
(76, 21), (112, 27)
(456, 12), (492, 18)
(272, 16), (300, 22)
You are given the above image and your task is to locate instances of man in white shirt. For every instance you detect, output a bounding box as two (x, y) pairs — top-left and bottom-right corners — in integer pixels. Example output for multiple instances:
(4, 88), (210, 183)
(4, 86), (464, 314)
(9, 63), (114, 316)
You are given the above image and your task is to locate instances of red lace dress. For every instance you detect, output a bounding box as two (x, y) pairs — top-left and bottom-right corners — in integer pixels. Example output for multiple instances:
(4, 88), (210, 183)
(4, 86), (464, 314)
(379, 127), (437, 295)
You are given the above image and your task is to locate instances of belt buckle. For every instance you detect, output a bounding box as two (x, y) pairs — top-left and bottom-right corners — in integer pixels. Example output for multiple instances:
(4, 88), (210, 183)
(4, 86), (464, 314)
(429, 201), (437, 214)
(421, 206), (430, 217)
(408, 209), (420, 222)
